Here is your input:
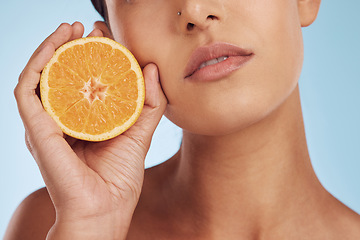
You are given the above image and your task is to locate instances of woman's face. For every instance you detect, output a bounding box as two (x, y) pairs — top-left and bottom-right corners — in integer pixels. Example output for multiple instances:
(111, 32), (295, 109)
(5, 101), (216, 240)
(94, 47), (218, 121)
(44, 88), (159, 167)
(106, 0), (304, 135)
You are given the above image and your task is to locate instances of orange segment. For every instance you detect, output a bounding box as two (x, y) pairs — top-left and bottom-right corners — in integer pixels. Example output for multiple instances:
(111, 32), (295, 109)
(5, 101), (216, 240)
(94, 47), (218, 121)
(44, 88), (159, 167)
(100, 49), (132, 85)
(40, 37), (145, 141)
(48, 62), (85, 89)
(84, 99), (115, 135)
(84, 42), (113, 79)
(107, 70), (139, 101)
(58, 44), (92, 81)
(105, 95), (137, 126)
(48, 88), (84, 116)
(59, 99), (91, 133)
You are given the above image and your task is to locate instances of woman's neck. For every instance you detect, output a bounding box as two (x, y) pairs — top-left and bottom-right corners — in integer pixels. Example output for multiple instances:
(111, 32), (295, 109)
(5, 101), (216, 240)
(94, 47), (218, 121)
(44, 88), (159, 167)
(166, 85), (330, 238)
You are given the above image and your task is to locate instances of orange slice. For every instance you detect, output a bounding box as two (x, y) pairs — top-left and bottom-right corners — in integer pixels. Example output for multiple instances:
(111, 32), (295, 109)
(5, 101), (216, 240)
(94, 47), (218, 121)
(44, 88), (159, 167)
(40, 37), (145, 141)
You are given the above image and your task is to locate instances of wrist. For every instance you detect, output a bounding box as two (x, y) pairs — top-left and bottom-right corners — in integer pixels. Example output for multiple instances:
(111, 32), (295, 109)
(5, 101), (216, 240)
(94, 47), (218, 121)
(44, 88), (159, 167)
(46, 213), (133, 240)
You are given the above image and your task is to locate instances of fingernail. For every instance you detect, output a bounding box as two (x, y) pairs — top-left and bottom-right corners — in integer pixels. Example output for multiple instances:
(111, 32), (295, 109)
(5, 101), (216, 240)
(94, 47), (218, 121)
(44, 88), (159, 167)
(154, 71), (159, 83)
(152, 65), (160, 83)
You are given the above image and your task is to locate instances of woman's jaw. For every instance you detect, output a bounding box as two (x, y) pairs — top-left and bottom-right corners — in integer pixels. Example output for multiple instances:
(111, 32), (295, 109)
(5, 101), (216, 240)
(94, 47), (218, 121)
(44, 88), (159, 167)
(104, 0), (314, 136)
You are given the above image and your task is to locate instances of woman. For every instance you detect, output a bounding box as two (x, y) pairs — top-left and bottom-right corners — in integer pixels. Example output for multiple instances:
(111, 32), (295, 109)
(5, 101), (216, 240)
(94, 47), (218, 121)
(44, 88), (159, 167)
(5, 0), (360, 239)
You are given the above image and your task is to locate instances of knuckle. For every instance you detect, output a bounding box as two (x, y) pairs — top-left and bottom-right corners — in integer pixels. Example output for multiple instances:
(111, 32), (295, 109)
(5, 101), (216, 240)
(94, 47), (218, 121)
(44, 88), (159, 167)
(13, 83), (21, 100)
(25, 132), (35, 157)
(15, 69), (27, 100)
(13, 81), (30, 102)
(127, 134), (148, 151)
(18, 70), (24, 83)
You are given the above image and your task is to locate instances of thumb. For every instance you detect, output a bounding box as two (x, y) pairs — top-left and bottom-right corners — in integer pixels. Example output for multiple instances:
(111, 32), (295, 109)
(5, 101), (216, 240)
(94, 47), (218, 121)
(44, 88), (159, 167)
(120, 63), (167, 149)
(142, 63), (167, 110)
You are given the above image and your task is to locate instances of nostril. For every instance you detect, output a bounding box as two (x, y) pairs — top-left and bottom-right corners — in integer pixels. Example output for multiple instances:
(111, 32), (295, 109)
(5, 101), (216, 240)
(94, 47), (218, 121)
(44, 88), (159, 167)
(184, 15), (218, 31)
(187, 23), (195, 31)
(207, 15), (217, 20)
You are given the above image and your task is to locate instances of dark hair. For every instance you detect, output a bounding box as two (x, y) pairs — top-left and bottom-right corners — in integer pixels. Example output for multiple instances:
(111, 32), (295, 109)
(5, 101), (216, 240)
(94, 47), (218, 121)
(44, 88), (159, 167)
(91, 0), (107, 21)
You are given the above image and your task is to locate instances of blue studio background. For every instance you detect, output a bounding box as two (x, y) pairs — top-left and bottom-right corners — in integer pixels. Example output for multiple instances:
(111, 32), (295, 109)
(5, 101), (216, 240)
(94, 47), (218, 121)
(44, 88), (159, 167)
(0, 0), (359, 237)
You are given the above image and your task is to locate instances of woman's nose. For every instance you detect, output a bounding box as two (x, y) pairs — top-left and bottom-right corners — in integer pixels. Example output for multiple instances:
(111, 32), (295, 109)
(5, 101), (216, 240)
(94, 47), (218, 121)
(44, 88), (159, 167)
(177, 0), (225, 33)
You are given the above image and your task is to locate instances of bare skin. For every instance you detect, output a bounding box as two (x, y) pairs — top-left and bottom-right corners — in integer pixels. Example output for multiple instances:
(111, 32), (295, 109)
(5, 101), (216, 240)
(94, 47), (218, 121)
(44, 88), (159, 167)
(6, 86), (360, 239)
(5, 0), (360, 239)
(130, 87), (360, 240)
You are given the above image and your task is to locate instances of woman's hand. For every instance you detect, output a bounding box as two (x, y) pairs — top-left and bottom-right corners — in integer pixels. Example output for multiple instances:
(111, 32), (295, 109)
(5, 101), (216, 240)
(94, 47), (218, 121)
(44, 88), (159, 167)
(14, 22), (167, 240)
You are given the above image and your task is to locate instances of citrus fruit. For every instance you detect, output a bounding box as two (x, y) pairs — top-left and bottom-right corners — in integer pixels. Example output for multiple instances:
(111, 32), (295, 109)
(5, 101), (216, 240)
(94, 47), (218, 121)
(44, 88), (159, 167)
(40, 37), (145, 141)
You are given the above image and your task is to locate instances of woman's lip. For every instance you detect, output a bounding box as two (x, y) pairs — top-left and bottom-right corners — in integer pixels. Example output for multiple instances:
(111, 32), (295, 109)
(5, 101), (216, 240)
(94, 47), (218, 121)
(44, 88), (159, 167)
(184, 42), (254, 82)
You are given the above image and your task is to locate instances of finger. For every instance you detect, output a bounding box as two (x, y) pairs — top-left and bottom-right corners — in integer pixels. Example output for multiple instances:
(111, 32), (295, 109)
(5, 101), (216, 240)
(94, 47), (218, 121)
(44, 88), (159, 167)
(93, 21), (112, 38)
(15, 42), (56, 122)
(18, 23), (73, 91)
(87, 28), (104, 37)
(143, 63), (168, 109)
(14, 23), (100, 196)
(15, 23), (73, 121)
(27, 23), (73, 66)
(64, 134), (78, 147)
(21, 22), (83, 103)
(69, 22), (85, 41)
(14, 23), (86, 180)
(16, 23), (74, 87)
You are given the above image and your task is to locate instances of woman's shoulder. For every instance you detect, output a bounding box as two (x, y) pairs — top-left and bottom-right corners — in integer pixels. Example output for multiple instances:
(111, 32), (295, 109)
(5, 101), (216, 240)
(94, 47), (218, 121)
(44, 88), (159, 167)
(4, 158), (178, 240)
(293, 194), (360, 240)
(331, 202), (360, 239)
(4, 187), (55, 240)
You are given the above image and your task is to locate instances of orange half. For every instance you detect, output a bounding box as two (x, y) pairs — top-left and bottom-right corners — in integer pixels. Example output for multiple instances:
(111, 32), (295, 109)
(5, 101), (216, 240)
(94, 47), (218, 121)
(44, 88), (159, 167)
(40, 37), (145, 141)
